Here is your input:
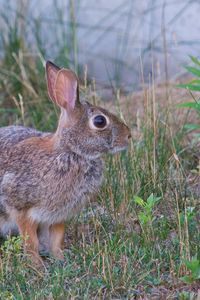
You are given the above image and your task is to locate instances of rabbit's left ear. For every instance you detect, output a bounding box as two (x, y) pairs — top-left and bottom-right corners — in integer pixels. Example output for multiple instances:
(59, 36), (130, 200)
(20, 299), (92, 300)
(54, 69), (80, 111)
(46, 61), (60, 103)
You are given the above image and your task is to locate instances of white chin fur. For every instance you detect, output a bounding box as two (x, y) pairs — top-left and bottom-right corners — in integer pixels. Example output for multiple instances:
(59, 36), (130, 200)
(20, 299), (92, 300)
(109, 145), (128, 154)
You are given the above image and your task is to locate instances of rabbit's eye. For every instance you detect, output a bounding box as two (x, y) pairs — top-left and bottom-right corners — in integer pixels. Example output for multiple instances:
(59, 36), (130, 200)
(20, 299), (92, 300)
(93, 115), (107, 129)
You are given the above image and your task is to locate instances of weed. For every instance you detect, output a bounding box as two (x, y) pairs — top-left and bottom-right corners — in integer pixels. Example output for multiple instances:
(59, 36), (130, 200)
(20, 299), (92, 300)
(181, 255), (200, 284)
(134, 193), (161, 241)
(177, 56), (200, 143)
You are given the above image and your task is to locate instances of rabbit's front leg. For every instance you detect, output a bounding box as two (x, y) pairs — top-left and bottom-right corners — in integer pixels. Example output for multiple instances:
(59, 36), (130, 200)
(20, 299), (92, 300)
(49, 222), (65, 260)
(16, 214), (44, 266)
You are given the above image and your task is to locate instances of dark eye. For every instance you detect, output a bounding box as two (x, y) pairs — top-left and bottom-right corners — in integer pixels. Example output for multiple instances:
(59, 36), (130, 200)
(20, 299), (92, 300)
(93, 115), (107, 129)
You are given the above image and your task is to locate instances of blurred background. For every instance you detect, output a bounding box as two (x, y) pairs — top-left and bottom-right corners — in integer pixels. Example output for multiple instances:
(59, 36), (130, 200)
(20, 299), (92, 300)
(1, 0), (200, 95)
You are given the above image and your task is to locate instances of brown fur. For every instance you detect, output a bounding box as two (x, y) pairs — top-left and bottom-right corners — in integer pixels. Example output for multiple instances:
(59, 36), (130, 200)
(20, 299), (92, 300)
(22, 135), (55, 152)
(49, 223), (65, 259)
(16, 213), (44, 266)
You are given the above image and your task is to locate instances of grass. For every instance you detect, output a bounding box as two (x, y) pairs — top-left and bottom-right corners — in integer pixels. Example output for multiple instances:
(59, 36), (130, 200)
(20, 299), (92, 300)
(0, 3), (200, 300)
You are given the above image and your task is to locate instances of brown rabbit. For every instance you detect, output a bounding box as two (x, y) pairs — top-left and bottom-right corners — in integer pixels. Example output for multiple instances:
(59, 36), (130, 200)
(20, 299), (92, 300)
(0, 61), (131, 265)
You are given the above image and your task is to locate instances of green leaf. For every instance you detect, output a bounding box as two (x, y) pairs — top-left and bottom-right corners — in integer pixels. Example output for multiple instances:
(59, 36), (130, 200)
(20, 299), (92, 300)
(138, 212), (150, 224)
(177, 102), (200, 110)
(190, 79), (200, 84)
(177, 83), (200, 91)
(185, 66), (200, 77)
(184, 124), (200, 131)
(181, 275), (194, 284)
(185, 259), (198, 272)
(184, 256), (200, 274)
(190, 55), (200, 67)
(134, 196), (145, 207)
(146, 193), (161, 208)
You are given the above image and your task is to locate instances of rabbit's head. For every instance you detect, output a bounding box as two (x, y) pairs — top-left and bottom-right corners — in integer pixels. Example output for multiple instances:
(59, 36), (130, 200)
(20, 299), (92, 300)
(46, 61), (131, 159)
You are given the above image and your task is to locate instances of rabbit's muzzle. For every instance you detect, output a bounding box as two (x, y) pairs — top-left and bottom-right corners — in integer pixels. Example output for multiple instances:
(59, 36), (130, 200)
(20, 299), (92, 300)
(109, 124), (131, 153)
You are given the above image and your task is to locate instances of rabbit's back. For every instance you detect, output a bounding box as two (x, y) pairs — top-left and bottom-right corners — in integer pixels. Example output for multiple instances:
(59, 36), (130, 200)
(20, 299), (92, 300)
(0, 126), (47, 178)
(0, 125), (44, 149)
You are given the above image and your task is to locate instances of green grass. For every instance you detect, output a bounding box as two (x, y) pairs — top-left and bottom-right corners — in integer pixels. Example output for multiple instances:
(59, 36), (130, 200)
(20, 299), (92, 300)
(0, 4), (200, 300)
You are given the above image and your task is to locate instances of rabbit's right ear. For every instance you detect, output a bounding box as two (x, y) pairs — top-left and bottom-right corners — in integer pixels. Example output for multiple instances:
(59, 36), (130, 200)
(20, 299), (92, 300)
(54, 69), (80, 111)
(46, 61), (80, 112)
(46, 61), (60, 103)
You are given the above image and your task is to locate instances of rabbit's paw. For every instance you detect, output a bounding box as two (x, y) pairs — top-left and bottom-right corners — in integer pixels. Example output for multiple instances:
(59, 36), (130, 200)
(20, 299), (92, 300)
(52, 248), (64, 260)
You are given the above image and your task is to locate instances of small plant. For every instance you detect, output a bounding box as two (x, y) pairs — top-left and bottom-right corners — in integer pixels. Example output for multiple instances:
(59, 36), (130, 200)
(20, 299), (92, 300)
(177, 290), (197, 300)
(0, 236), (24, 272)
(1, 236), (22, 253)
(180, 206), (196, 230)
(181, 255), (200, 284)
(177, 56), (200, 142)
(134, 193), (161, 225)
(134, 194), (161, 240)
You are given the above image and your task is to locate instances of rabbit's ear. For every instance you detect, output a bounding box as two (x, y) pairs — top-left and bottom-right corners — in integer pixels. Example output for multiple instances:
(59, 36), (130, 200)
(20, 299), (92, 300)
(46, 61), (60, 103)
(54, 69), (80, 111)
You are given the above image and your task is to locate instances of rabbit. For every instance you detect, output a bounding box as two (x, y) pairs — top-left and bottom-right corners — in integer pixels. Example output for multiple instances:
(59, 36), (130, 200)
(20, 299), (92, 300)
(0, 61), (131, 266)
